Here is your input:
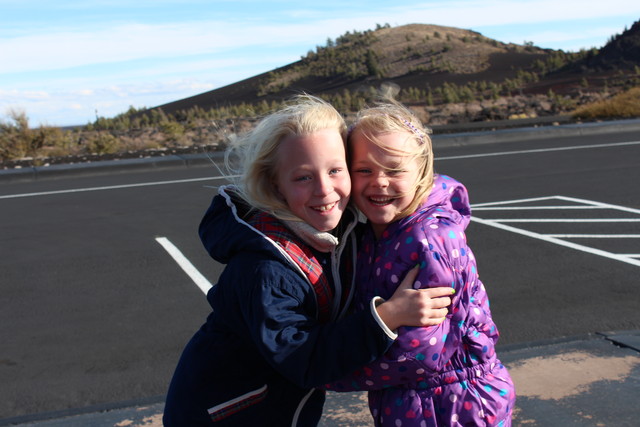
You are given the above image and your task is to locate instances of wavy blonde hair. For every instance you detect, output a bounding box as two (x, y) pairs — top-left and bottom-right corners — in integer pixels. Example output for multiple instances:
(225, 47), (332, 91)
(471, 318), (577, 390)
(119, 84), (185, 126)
(348, 99), (434, 219)
(224, 94), (347, 221)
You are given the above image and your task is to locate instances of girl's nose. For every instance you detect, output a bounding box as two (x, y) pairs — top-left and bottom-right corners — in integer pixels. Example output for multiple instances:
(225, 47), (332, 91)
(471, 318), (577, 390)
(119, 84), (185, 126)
(315, 175), (332, 196)
(372, 172), (389, 187)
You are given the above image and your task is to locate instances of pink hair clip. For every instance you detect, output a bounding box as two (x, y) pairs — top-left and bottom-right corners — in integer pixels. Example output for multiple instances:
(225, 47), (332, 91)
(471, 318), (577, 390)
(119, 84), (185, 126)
(402, 119), (426, 145)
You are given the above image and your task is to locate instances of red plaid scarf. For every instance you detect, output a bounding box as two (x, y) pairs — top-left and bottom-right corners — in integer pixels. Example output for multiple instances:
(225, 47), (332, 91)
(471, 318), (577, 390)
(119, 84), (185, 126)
(248, 211), (333, 323)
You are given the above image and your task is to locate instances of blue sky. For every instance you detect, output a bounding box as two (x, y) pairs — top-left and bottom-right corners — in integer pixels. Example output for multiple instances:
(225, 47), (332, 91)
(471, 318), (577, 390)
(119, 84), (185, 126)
(1, 0), (639, 127)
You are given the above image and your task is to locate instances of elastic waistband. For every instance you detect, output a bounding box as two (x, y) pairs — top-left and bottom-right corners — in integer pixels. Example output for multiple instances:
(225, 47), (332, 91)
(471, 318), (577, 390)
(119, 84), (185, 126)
(401, 358), (502, 390)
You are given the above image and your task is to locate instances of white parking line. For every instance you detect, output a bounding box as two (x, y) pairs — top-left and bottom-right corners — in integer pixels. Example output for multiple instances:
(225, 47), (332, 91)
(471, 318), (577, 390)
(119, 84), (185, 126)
(471, 196), (640, 268)
(436, 140), (640, 161)
(155, 237), (213, 295)
(0, 176), (225, 199)
(546, 234), (640, 238)
(472, 195), (640, 213)
(473, 205), (610, 210)
(490, 219), (640, 223)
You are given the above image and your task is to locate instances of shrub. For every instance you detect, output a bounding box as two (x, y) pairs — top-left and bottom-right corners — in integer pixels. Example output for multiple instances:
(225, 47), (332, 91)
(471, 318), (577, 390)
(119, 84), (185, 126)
(84, 132), (121, 155)
(160, 121), (185, 143)
(0, 110), (75, 162)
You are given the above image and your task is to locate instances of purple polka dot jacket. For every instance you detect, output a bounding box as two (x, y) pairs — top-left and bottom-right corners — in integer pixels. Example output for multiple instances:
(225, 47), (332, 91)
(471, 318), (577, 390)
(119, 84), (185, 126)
(326, 174), (516, 426)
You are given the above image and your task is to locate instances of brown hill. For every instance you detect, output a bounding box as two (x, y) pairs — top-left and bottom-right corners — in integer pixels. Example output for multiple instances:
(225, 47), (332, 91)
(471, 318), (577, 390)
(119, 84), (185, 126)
(154, 23), (553, 114)
(148, 21), (639, 121)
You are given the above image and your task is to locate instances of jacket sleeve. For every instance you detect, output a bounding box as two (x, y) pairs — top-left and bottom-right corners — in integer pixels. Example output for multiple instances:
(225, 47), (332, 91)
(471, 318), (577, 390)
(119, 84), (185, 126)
(223, 253), (395, 390)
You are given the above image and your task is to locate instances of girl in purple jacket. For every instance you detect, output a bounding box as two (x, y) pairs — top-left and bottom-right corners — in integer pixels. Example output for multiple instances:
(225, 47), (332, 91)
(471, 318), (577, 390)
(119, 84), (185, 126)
(326, 101), (516, 426)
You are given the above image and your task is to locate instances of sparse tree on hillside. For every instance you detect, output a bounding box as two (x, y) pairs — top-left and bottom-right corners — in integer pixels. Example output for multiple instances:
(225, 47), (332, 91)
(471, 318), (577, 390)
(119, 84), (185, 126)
(365, 49), (383, 78)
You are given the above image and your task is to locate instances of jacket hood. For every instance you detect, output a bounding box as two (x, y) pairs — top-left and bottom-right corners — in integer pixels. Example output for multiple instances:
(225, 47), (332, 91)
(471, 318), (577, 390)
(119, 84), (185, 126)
(402, 174), (472, 230)
(199, 186), (275, 264)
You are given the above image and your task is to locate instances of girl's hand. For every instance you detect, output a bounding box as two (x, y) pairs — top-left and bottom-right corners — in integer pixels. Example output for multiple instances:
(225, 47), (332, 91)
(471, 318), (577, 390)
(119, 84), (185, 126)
(375, 266), (453, 331)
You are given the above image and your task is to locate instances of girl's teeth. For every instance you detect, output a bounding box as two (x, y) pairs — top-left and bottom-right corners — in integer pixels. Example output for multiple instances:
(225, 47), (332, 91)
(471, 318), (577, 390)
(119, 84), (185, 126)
(370, 197), (391, 203)
(315, 202), (336, 212)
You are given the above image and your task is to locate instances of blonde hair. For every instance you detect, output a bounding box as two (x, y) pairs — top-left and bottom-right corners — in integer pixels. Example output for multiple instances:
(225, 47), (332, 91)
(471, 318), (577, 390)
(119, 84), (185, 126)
(348, 99), (434, 219)
(224, 94), (347, 221)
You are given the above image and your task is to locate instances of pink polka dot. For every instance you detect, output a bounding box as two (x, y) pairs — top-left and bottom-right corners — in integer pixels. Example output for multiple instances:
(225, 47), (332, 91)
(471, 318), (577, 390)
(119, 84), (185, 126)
(464, 401), (473, 410)
(410, 339), (420, 348)
(406, 410), (417, 419)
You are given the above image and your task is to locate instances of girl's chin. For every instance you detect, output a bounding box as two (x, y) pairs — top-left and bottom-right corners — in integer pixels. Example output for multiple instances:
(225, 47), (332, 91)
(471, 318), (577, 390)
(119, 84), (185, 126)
(315, 220), (340, 232)
(312, 214), (342, 232)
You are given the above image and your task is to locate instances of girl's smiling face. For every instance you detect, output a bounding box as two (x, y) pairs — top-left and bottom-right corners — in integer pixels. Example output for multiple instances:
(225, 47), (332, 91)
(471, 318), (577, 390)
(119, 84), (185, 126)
(350, 130), (421, 238)
(275, 128), (350, 232)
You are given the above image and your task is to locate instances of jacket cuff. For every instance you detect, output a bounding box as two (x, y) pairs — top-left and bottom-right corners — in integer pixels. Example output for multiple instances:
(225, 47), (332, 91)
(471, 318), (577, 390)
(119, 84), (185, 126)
(370, 297), (398, 340)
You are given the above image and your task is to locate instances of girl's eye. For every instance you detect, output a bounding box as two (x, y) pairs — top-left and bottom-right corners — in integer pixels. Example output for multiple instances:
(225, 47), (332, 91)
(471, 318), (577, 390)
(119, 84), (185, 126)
(354, 168), (371, 174)
(294, 175), (311, 182)
(329, 168), (343, 175)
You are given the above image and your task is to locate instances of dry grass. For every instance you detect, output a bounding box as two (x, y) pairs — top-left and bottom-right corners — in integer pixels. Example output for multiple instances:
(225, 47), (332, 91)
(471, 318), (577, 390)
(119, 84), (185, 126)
(572, 87), (640, 119)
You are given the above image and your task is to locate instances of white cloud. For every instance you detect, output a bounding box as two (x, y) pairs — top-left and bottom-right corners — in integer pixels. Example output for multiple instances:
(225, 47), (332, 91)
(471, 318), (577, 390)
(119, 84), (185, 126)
(399, 0), (640, 28)
(2, 1), (638, 74)
(1, 76), (228, 126)
(1, 0), (638, 126)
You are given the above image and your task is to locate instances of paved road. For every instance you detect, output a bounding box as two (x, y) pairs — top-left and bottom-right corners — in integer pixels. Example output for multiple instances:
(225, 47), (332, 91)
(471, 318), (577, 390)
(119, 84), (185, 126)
(1, 122), (639, 422)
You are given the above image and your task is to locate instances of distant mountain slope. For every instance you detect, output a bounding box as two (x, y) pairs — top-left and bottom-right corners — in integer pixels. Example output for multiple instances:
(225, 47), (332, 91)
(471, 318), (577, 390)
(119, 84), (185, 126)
(153, 21), (639, 116)
(586, 19), (640, 69)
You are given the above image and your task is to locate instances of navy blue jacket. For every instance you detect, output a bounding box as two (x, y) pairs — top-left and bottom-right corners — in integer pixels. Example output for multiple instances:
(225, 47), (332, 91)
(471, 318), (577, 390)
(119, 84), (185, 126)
(163, 187), (394, 426)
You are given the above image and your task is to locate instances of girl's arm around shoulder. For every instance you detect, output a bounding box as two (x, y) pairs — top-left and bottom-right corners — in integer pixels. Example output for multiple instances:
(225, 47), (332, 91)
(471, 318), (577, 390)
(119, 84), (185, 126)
(235, 258), (397, 389)
(374, 266), (453, 331)
(324, 268), (453, 392)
